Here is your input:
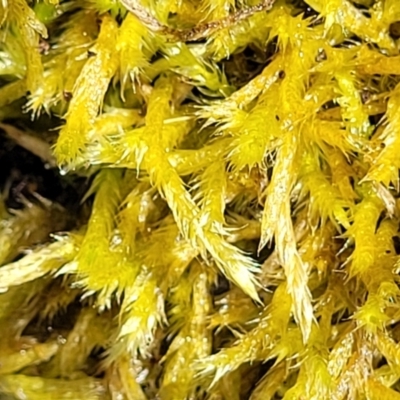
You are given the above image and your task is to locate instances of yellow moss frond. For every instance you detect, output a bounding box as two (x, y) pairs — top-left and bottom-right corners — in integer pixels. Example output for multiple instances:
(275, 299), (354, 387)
(347, 184), (384, 277)
(202, 233), (260, 299)
(207, 12), (271, 61)
(117, 13), (153, 90)
(84, 0), (125, 15)
(200, 0), (236, 20)
(366, 377), (400, 400)
(0, 233), (80, 291)
(46, 308), (113, 378)
(227, 86), (281, 171)
(200, 56), (282, 125)
(284, 346), (332, 400)
(107, 356), (148, 400)
(194, 160), (227, 231)
(0, 1), (7, 23)
(149, 43), (230, 93)
(259, 44), (316, 337)
(0, 341), (59, 375)
(92, 107), (144, 138)
(299, 148), (351, 229)
(298, 223), (338, 277)
(328, 332), (355, 380)
(0, 375), (106, 400)
(355, 293), (390, 332)
(6, 0), (47, 93)
(0, 78), (27, 107)
(249, 362), (287, 400)
(55, 14), (119, 166)
(260, 131), (297, 248)
(209, 286), (259, 330)
(117, 181), (152, 254)
(366, 85), (400, 188)
(115, 269), (166, 358)
(142, 77), (259, 300)
(261, 131), (313, 340)
(0, 198), (67, 265)
(376, 332), (400, 376)
(309, 0), (394, 50)
(328, 149), (357, 201)
(335, 70), (371, 136)
(330, 335), (374, 400)
(361, 219), (398, 291)
(309, 120), (355, 154)
(196, 283), (291, 385)
(160, 264), (211, 399)
(171, 138), (231, 176)
(27, 11), (99, 114)
(77, 169), (122, 266)
(357, 46), (400, 75)
(0, 29), (25, 78)
(149, 145), (260, 300)
(60, 170), (140, 308)
(139, 221), (198, 290)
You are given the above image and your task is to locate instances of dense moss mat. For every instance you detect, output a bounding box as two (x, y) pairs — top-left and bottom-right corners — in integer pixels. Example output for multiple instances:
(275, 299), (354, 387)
(2, 0), (400, 398)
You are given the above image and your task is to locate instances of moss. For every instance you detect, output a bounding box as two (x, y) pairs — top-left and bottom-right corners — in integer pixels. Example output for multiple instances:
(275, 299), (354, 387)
(1, 0), (400, 398)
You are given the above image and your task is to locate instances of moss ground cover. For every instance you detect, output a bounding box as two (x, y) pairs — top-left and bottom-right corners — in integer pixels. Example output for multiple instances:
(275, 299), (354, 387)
(2, 0), (400, 398)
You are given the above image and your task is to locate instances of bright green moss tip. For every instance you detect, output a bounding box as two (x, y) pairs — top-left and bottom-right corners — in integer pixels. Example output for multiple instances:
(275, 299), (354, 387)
(2, 0), (400, 399)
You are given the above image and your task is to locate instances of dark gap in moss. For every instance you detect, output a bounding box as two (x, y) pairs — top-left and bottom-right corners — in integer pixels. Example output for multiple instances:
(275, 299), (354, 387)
(254, 239), (274, 265)
(265, 36), (279, 58)
(393, 236), (400, 255)
(375, 355), (388, 369)
(375, 211), (386, 233)
(149, 50), (164, 65)
(369, 113), (385, 127)
(321, 99), (336, 111)
(360, 89), (371, 104)
(153, 369), (163, 392)
(266, 162), (275, 182)
(392, 379), (400, 393)
(245, 46), (268, 69)
(290, 0), (318, 20)
(221, 47), (268, 88)
(313, 280), (329, 300)
(240, 363), (264, 399)
(22, 296), (82, 343)
(331, 307), (352, 325)
(87, 346), (107, 377)
(212, 327), (236, 354)
(315, 48), (327, 63)
(210, 274), (230, 296)
(191, 86), (208, 100)
(158, 330), (172, 360)
(390, 21), (400, 40)
(351, 2), (371, 18)
(303, 7), (318, 20)
(115, 12), (124, 25)
(0, 133), (86, 213)
(256, 357), (276, 382)
(333, 35), (364, 49)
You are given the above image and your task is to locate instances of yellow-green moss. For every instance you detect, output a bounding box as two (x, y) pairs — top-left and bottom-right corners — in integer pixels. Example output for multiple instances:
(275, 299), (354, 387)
(1, 0), (400, 398)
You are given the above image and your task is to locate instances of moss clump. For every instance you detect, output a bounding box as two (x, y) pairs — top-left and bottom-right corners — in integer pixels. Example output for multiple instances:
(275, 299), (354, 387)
(2, 0), (400, 398)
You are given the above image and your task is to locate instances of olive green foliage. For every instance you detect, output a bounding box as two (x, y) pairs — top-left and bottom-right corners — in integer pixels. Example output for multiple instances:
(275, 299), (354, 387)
(2, 0), (400, 399)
